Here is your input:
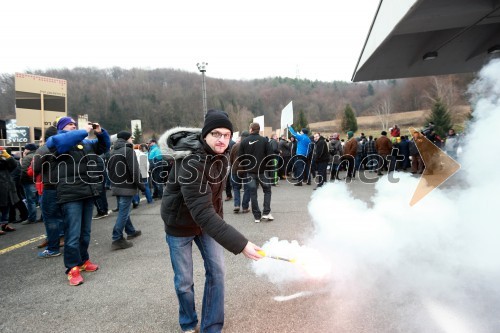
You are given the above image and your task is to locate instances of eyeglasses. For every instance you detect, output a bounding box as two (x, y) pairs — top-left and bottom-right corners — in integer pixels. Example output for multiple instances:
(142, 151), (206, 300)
(210, 131), (231, 140)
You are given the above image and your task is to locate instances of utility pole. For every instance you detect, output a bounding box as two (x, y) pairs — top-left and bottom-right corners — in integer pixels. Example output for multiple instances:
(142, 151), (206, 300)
(196, 62), (208, 119)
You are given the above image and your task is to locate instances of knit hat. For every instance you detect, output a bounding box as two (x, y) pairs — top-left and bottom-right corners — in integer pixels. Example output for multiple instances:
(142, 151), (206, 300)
(24, 143), (38, 151)
(45, 126), (58, 140)
(201, 109), (233, 138)
(117, 131), (132, 141)
(347, 131), (354, 139)
(56, 117), (76, 131)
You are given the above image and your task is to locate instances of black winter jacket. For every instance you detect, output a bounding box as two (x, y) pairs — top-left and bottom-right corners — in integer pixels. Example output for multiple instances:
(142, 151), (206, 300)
(159, 127), (248, 255)
(45, 129), (110, 204)
(238, 132), (274, 174)
(314, 136), (330, 163)
(108, 139), (145, 196)
(278, 139), (290, 157)
(0, 156), (19, 207)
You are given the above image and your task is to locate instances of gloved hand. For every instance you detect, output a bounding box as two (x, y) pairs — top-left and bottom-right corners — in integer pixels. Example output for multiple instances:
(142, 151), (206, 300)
(1, 147), (11, 159)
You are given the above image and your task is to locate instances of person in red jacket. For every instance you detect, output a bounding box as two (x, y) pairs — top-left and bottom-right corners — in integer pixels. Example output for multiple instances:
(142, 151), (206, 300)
(390, 124), (401, 138)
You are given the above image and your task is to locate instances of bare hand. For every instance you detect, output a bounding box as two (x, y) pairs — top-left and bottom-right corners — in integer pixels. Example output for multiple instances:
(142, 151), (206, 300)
(85, 123), (93, 133)
(93, 123), (102, 134)
(242, 241), (263, 261)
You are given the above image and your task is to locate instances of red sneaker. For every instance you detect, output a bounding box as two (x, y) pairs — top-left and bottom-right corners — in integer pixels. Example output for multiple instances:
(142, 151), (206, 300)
(80, 260), (99, 272)
(68, 266), (84, 286)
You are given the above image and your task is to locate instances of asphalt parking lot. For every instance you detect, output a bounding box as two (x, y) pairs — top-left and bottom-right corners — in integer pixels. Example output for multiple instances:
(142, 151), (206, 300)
(2, 178), (364, 333)
(4, 172), (496, 333)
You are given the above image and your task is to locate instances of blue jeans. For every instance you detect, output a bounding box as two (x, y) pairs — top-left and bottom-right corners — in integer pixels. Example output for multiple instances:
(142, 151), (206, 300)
(294, 155), (306, 182)
(246, 173), (271, 219)
(133, 177), (153, 204)
(230, 173), (250, 209)
(112, 196), (137, 241)
(41, 189), (64, 252)
(61, 198), (94, 270)
(22, 183), (38, 222)
(151, 169), (164, 198)
(166, 233), (225, 333)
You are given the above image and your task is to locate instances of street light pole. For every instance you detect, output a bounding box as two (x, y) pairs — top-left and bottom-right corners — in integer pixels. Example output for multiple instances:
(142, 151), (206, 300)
(196, 62), (208, 118)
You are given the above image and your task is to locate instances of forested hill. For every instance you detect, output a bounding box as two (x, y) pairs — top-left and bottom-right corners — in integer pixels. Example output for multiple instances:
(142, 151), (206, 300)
(0, 68), (474, 135)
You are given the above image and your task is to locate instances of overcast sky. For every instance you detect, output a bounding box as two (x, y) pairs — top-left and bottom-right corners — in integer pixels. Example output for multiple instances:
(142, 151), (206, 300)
(1, 0), (380, 82)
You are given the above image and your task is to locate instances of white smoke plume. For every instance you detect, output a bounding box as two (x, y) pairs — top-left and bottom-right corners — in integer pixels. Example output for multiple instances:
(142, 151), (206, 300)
(253, 59), (500, 332)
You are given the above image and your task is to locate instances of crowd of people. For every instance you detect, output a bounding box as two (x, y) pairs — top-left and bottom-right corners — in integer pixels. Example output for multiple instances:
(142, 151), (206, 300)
(0, 114), (462, 333)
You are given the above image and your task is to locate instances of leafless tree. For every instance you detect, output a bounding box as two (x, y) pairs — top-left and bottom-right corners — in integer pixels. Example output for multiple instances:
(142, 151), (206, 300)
(226, 102), (253, 133)
(423, 75), (457, 108)
(372, 97), (392, 131)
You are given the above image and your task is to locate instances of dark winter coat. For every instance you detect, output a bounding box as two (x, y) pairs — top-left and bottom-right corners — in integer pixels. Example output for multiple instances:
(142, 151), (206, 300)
(289, 140), (297, 157)
(32, 145), (57, 191)
(269, 139), (280, 155)
(108, 139), (145, 196)
(278, 139), (290, 157)
(238, 132), (274, 175)
(409, 140), (419, 155)
(0, 156), (19, 207)
(313, 136), (330, 163)
(159, 127), (248, 255)
(20, 151), (36, 184)
(328, 139), (343, 164)
(45, 128), (110, 204)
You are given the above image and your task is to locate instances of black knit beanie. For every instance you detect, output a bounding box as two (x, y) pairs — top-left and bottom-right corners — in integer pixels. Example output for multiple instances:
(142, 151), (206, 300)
(117, 131), (132, 141)
(44, 126), (58, 140)
(201, 109), (233, 138)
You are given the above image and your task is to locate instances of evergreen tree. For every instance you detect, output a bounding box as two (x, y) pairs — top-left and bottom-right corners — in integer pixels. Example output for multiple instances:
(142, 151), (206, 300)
(340, 104), (358, 133)
(426, 99), (452, 137)
(367, 83), (374, 96)
(293, 109), (309, 131)
(107, 99), (124, 133)
(133, 124), (143, 144)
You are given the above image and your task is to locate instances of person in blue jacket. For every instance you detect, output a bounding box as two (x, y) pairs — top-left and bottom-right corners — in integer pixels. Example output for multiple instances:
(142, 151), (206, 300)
(148, 139), (164, 199)
(45, 117), (110, 286)
(287, 126), (311, 186)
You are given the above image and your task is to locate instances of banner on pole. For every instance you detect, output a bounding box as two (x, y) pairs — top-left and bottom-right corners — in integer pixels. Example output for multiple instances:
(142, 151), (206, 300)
(280, 101), (293, 130)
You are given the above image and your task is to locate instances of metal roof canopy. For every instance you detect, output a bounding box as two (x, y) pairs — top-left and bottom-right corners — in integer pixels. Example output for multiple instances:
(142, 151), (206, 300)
(352, 0), (500, 82)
